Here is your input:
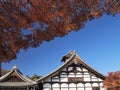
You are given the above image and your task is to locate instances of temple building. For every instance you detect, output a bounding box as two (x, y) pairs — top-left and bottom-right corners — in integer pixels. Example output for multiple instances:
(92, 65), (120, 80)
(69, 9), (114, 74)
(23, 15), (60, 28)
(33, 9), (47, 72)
(37, 51), (106, 90)
(0, 66), (37, 90)
(0, 51), (106, 90)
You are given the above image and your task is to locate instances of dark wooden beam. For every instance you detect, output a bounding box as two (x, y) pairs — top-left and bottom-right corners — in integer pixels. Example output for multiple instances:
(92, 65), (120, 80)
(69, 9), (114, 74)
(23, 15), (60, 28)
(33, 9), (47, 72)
(0, 62), (1, 77)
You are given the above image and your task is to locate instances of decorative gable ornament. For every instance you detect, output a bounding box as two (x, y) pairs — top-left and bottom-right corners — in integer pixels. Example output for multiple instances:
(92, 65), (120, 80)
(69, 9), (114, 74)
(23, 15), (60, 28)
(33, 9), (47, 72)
(37, 51), (106, 90)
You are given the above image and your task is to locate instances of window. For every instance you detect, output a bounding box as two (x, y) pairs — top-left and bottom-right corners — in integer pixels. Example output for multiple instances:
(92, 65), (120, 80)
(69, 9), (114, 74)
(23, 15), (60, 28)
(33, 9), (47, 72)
(92, 87), (100, 90)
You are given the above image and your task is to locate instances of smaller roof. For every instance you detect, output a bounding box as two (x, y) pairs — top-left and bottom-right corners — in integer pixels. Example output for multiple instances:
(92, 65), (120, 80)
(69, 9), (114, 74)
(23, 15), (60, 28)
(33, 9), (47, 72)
(0, 66), (36, 87)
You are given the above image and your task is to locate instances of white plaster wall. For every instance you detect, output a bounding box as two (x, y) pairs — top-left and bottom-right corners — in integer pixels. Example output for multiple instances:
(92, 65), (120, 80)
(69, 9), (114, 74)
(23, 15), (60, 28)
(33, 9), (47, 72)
(60, 74), (67, 78)
(92, 83), (99, 87)
(52, 88), (59, 90)
(43, 63), (106, 90)
(76, 74), (82, 77)
(52, 83), (59, 90)
(68, 67), (73, 71)
(84, 74), (90, 77)
(53, 76), (59, 78)
(76, 67), (81, 71)
(77, 83), (84, 87)
(100, 83), (103, 86)
(85, 88), (92, 90)
(98, 78), (103, 81)
(43, 83), (51, 90)
(44, 83), (51, 87)
(69, 88), (76, 90)
(52, 83), (59, 87)
(61, 83), (68, 87)
(61, 78), (68, 82)
(84, 77), (91, 81)
(69, 83), (76, 87)
(77, 88), (84, 90)
(60, 88), (68, 90)
(43, 87), (51, 90)
(91, 76), (97, 78)
(91, 78), (98, 81)
(83, 68), (88, 71)
(68, 73), (75, 77)
(52, 79), (59, 82)
(85, 83), (91, 87)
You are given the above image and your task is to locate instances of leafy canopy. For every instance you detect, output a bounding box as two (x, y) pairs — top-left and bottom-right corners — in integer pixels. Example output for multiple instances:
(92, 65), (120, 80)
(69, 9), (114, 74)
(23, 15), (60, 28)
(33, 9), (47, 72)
(104, 71), (120, 90)
(0, 0), (120, 62)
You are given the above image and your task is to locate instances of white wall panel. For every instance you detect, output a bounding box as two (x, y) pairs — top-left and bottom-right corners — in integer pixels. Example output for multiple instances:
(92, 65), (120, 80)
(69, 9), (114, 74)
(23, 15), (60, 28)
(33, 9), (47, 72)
(92, 83), (99, 87)
(76, 67), (81, 71)
(84, 78), (91, 81)
(85, 88), (92, 90)
(61, 72), (66, 74)
(77, 83), (84, 87)
(69, 83), (76, 87)
(76, 72), (82, 75)
(85, 83), (91, 87)
(61, 88), (68, 90)
(61, 83), (68, 87)
(61, 78), (68, 82)
(84, 74), (90, 77)
(53, 76), (59, 79)
(84, 72), (89, 75)
(76, 74), (82, 77)
(91, 76), (97, 78)
(52, 78), (59, 82)
(69, 88), (76, 90)
(60, 74), (67, 78)
(52, 83), (59, 87)
(78, 88), (84, 90)
(44, 83), (51, 88)
(98, 78), (103, 81)
(100, 83), (103, 86)
(92, 78), (98, 81)
(43, 87), (51, 90)
(68, 67), (73, 71)
(83, 68), (88, 71)
(53, 88), (59, 90)
(68, 73), (75, 77)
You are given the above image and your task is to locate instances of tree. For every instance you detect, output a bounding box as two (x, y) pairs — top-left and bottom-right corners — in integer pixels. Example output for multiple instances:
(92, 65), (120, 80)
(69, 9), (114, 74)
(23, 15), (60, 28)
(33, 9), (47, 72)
(28, 74), (42, 81)
(0, 0), (120, 62)
(103, 71), (120, 90)
(1, 69), (9, 76)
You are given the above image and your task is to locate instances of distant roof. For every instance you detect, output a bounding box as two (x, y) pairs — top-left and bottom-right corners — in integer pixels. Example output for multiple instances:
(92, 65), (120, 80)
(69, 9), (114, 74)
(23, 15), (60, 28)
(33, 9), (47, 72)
(37, 51), (105, 82)
(0, 66), (36, 86)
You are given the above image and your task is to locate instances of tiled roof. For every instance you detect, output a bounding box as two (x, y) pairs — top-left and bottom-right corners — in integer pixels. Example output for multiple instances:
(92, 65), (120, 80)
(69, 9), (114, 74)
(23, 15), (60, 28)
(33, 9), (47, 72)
(0, 66), (36, 86)
(37, 51), (105, 82)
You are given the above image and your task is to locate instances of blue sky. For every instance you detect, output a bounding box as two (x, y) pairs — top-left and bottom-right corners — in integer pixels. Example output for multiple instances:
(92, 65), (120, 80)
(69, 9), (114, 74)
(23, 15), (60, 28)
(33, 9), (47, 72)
(2, 14), (120, 77)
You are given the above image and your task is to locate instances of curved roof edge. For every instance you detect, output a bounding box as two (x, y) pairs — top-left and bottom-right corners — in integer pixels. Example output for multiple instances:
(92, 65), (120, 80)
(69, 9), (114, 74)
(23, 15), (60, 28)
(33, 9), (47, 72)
(36, 51), (76, 82)
(0, 66), (36, 85)
(37, 51), (105, 83)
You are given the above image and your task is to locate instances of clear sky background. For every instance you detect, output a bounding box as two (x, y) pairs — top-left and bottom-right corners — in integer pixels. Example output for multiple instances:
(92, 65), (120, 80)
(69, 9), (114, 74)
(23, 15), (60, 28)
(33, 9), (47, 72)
(2, 14), (120, 77)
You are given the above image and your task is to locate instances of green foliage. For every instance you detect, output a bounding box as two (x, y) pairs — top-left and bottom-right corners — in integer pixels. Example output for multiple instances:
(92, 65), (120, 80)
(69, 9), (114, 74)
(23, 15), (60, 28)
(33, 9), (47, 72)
(27, 74), (42, 81)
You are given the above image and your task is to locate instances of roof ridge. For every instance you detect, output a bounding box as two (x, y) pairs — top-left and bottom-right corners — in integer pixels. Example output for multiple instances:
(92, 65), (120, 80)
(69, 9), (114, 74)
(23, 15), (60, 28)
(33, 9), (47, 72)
(36, 52), (76, 82)
(74, 53), (105, 78)
(0, 66), (36, 84)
